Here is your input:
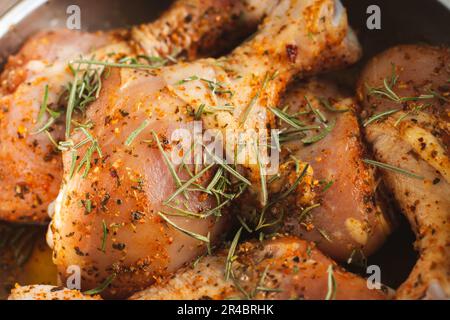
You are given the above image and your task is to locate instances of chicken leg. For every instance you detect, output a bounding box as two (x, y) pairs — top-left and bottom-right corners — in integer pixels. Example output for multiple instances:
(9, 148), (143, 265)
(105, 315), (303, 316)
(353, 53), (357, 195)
(50, 0), (361, 298)
(0, 0), (276, 223)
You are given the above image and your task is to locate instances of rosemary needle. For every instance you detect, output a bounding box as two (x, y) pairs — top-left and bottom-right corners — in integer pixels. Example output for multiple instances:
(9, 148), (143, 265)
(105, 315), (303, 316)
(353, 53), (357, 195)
(101, 220), (107, 253)
(125, 120), (150, 146)
(83, 274), (116, 295)
(363, 109), (400, 127)
(225, 227), (243, 281)
(325, 265), (337, 300)
(157, 212), (210, 243)
(363, 159), (424, 179)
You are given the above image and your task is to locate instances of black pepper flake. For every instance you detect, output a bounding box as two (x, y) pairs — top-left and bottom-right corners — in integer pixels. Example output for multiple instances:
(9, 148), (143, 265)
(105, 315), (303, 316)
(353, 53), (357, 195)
(131, 211), (144, 222)
(104, 115), (112, 126)
(286, 44), (298, 63)
(433, 178), (440, 185)
(119, 109), (129, 117)
(110, 168), (121, 186)
(112, 243), (126, 251)
(100, 193), (111, 211)
(184, 14), (193, 23)
(131, 179), (145, 192)
(74, 247), (85, 256)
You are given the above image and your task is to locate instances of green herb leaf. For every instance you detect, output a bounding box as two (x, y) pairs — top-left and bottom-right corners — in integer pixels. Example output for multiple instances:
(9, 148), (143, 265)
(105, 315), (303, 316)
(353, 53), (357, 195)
(37, 85), (49, 123)
(301, 120), (335, 145)
(325, 265), (337, 300)
(363, 159), (424, 179)
(225, 227), (243, 281)
(125, 120), (150, 146)
(157, 212), (210, 243)
(363, 109), (400, 127)
(83, 273), (116, 295)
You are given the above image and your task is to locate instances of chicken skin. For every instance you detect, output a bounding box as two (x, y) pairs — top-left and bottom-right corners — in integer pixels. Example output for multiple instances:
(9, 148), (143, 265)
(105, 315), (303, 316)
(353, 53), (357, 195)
(357, 45), (450, 299)
(0, 0), (276, 223)
(49, 0), (361, 298)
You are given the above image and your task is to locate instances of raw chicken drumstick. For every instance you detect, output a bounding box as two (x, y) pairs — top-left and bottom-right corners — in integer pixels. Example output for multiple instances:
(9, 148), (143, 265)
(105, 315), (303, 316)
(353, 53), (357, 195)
(9, 237), (388, 300)
(49, 0), (361, 298)
(0, 0), (276, 223)
(130, 237), (388, 300)
(357, 45), (450, 299)
(238, 79), (394, 262)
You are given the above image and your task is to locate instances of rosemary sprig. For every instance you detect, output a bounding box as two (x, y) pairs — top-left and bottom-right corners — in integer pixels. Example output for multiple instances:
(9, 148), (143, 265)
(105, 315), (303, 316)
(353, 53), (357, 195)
(157, 212), (210, 243)
(73, 127), (103, 179)
(325, 265), (337, 300)
(175, 75), (199, 85)
(125, 120), (150, 146)
(428, 89), (450, 103)
(255, 144), (268, 206)
(201, 78), (233, 96)
(275, 164), (309, 202)
(65, 68), (80, 139)
(101, 220), (107, 253)
(203, 145), (251, 186)
(37, 84), (49, 123)
(83, 273), (116, 295)
(366, 64), (434, 104)
(269, 107), (305, 129)
(305, 96), (327, 124)
(206, 168), (224, 192)
(363, 159), (424, 179)
(225, 227), (243, 281)
(194, 104), (206, 120)
(239, 72), (273, 126)
(298, 203), (320, 222)
(151, 130), (185, 196)
(278, 126), (320, 143)
(321, 179), (334, 193)
(301, 120), (335, 145)
(252, 265), (283, 296)
(164, 163), (214, 204)
(118, 55), (168, 68)
(394, 104), (429, 127)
